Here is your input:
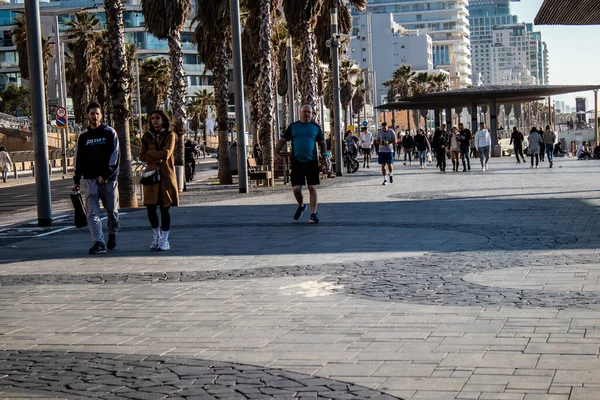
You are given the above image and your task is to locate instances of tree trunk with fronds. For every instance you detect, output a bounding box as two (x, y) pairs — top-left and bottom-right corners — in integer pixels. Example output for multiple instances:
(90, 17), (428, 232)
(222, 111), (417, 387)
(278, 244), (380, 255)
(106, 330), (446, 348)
(168, 31), (187, 171)
(104, 0), (137, 208)
(299, 28), (318, 109)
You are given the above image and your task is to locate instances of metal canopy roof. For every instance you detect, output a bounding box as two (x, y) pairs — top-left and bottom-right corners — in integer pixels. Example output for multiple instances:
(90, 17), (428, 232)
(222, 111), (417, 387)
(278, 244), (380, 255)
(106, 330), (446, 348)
(376, 85), (600, 111)
(534, 0), (600, 25)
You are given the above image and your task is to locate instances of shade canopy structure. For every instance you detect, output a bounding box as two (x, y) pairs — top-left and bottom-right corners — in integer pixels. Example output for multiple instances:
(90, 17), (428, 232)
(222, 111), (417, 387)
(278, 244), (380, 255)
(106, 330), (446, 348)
(534, 0), (600, 25)
(376, 85), (600, 111)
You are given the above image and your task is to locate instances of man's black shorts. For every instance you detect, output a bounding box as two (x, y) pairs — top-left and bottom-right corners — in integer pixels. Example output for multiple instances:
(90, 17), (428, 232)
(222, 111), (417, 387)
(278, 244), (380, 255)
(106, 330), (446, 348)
(362, 148), (371, 156)
(291, 159), (320, 187)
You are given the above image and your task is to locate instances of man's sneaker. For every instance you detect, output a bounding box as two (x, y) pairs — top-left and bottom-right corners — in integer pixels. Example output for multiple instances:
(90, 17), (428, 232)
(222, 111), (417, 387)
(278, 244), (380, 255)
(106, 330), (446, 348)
(382, 180), (388, 185)
(294, 204), (307, 220)
(389, 175), (394, 183)
(309, 213), (320, 224)
(107, 234), (117, 250)
(157, 239), (170, 251)
(89, 241), (106, 255)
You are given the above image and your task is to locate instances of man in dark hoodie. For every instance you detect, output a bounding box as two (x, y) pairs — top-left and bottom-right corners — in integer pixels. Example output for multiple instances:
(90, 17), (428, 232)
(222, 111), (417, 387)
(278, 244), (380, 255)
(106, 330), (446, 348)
(72, 102), (120, 254)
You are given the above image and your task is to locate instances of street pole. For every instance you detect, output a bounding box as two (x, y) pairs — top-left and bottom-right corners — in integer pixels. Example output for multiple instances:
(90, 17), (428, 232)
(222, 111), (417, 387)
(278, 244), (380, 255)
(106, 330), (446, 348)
(135, 57), (143, 140)
(330, 7), (343, 177)
(595, 89), (598, 146)
(54, 16), (68, 174)
(229, 0), (248, 193)
(25, 0), (52, 226)
(286, 35), (296, 123)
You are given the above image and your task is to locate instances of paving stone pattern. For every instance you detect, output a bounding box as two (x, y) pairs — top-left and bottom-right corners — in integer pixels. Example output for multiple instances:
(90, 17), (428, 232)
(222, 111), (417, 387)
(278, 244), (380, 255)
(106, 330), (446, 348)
(0, 350), (400, 399)
(1, 252), (599, 309)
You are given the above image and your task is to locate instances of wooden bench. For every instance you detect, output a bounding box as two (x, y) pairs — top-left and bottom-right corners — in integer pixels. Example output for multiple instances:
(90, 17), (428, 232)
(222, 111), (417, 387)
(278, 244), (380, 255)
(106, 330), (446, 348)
(248, 157), (273, 187)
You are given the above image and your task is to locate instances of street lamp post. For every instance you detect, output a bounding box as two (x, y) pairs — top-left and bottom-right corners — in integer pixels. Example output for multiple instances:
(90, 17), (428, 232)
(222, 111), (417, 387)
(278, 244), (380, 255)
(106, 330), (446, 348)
(53, 15), (68, 174)
(330, 7), (343, 177)
(25, 0), (52, 226)
(286, 35), (296, 123)
(135, 57), (143, 139)
(229, 0), (248, 193)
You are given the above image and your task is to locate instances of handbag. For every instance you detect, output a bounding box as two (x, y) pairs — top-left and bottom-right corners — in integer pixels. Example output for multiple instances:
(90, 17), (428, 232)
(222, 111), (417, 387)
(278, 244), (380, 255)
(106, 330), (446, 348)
(140, 168), (160, 185)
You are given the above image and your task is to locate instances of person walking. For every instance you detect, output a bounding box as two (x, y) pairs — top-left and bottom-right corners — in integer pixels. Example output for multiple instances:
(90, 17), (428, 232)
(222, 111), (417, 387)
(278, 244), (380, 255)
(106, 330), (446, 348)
(527, 127), (543, 168)
(359, 126), (373, 168)
(538, 126), (545, 162)
(432, 124), (448, 172)
(275, 104), (327, 223)
(139, 109), (179, 251)
(543, 124), (556, 168)
(376, 122), (396, 184)
(458, 123), (471, 172)
(0, 146), (12, 183)
(475, 122), (491, 171)
(448, 126), (461, 172)
(510, 127), (526, 163)
(72, 102), (120, 255)
(414, 129), (431, 169)
(402, 130), (415, 166)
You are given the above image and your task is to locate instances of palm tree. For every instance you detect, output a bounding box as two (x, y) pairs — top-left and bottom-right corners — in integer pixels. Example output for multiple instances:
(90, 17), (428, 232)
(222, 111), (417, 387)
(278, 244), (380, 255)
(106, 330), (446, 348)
(0, 84), (30, 116)
(138, 57), (170, 112)
(514, 103), (522, 128)
(282, 0), (323, 109)
(193, 0), (233, 184)
(382, 64), (415, 129)
(339, 60), (360, 130)
(426, 73), (449, 93)
(241, 0), (279, 185)
(141, 0), (192, 178)
(410, 72), (429, 96)
(64, 12), (102, 125)
(104, 0), (137, 208)
(351, 77), (367, 124)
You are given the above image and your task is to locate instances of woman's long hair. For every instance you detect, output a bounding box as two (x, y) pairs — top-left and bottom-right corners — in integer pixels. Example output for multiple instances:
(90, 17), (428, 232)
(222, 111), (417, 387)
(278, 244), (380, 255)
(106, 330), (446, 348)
(148, 109), (170, 133)
(529, 127), (538, 134)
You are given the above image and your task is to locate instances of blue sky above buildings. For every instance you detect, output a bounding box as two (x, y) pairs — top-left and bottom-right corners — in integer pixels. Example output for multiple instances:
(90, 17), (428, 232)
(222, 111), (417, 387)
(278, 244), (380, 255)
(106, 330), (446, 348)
(511, 0), (600, 109)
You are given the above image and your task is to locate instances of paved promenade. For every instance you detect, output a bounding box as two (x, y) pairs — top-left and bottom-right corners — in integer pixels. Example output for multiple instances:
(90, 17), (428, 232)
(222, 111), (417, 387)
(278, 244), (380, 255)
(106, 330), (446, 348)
(1, 155), (600, 399)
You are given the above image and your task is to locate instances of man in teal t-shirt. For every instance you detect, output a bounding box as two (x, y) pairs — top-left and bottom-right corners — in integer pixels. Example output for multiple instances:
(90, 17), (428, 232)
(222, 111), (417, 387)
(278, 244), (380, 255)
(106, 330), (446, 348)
(276, 104), (327, 224)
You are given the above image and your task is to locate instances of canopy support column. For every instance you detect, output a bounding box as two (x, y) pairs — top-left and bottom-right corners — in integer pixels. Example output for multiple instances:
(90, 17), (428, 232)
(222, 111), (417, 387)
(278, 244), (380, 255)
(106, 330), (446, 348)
(490, 98), (499, 157)
(445, 107), (452, 128)
(470, 102), (478, 132)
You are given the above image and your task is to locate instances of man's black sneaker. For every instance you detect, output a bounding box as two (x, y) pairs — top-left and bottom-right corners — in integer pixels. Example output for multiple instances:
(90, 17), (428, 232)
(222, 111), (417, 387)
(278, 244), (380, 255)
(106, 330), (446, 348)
(309, 213), (320, 224)
(107, 234), (117, 250)
(389, 175), (394, 183)
(294, 204), (307, 220)
(89, 241), (107, 254)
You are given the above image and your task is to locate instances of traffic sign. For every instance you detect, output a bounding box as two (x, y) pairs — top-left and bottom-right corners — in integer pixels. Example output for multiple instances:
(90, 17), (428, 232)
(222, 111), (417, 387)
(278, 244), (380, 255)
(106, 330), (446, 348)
(56, 116), (67, 129)
(362, 121), (368, 127)
(55, 107), (67, 118)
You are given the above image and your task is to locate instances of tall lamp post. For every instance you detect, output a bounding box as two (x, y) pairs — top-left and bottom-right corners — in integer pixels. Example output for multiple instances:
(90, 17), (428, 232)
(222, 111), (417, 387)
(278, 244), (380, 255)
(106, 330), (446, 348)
(329, 7), (343, 177)
(229, 0), (248, 193)
(24, 0), (52, 226)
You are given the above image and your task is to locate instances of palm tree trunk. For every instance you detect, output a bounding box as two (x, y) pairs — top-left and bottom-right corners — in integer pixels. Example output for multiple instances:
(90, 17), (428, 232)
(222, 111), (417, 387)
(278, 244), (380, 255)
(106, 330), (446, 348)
(168, 31), (187, 172)
(299, 26), (318, 108)
(258, 0), (274, 185)
(104, 0), (137, 208)
(215, 39), (232, 184)
(281, 96), (288, 131)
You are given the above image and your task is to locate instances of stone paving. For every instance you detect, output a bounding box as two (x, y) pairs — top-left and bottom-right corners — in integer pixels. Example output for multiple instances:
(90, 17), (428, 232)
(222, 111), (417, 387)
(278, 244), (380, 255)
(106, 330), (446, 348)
(2, 156), (600, 399)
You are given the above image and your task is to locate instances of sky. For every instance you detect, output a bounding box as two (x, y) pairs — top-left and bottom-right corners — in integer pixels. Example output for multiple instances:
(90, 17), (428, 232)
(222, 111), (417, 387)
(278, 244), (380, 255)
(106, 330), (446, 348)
(510, 0), (600, 111)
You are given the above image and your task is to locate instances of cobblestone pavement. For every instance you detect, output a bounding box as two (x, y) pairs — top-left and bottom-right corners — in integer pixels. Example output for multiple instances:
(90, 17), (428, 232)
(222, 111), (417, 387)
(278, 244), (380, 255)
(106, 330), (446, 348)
(2, 157), (600, 399)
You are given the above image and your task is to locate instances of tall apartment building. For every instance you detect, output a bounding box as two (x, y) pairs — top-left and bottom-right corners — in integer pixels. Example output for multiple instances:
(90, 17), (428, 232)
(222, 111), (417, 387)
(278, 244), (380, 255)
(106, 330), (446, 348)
(469, 0), (548, 86)
(350, 13), (433, 105)
(489, 23), (542, 85)
(0, 0), (213, 111)
(351, 0), (472, 89)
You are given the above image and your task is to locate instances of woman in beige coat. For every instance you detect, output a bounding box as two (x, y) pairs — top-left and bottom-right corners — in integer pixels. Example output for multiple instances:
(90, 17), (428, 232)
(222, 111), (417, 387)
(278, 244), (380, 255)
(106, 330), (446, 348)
(139, 109), (179, 251)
